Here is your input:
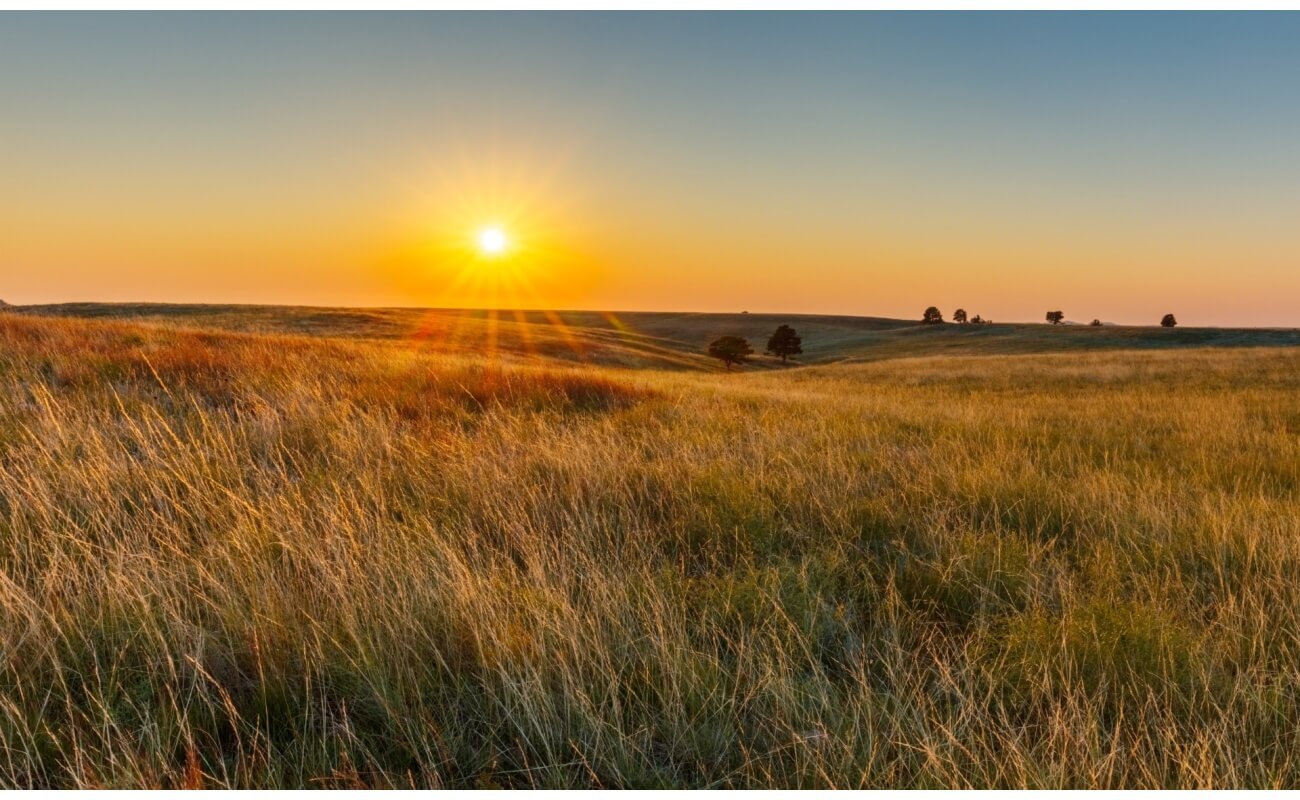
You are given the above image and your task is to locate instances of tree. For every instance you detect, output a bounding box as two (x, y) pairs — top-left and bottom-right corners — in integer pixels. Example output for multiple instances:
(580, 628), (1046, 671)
(1161, 313), (1178, 328)
(922, 306), (944, 324)
(1089, 319), (1103, 327)
(1046, 310), (1065, 325)
(952, 308), (968, 323)
(707, 335), (753, 370)
(765, 324), (803, 363)
(970, 314), (984, 324)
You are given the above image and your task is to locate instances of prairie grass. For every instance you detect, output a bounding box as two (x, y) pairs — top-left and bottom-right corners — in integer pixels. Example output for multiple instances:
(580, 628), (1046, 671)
(0, 313), (1298, 787)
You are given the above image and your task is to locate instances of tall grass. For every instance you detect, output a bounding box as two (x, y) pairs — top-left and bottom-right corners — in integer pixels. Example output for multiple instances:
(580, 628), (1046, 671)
(0, 314), (1298, 787)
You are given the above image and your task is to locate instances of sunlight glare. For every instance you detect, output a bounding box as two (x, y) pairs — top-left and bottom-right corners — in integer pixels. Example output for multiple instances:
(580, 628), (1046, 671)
(477, 226), (509, 257)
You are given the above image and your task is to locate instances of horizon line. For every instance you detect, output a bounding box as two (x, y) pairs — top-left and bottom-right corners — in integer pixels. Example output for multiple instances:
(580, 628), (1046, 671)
(8, 299), (1299, 331)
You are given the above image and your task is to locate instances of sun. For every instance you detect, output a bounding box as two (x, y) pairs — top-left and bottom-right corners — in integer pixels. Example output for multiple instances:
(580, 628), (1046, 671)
(476, 226), (509, 257)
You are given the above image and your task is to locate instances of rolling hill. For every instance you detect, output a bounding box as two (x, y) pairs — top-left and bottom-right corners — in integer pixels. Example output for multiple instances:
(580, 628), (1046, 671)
(12, 302), (1300, 370)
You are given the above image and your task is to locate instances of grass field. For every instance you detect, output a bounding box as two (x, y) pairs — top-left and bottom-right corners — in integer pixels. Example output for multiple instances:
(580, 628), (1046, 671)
(1, 305), (1298, 787)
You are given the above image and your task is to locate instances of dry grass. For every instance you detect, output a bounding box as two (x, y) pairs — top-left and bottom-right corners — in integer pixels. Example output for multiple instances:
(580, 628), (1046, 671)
(1, 313), (1298, 787)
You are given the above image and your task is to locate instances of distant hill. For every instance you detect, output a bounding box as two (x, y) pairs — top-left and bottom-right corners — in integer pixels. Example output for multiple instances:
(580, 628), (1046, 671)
(15, 302), (1300, 371)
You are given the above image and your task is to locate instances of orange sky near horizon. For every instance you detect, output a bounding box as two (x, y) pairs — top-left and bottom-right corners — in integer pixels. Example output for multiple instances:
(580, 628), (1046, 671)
(4, 13), (1300, 327)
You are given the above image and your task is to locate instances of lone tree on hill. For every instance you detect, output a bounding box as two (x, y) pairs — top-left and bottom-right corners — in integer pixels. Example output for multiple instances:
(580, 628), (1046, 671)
(1046, 310), (1065, 325)
(1089, 319), (1103, 327)
(765, 324), (803, 363)
(1161, 313), (1178, 328)
(708, 335), (754, 370)
(952, 308), (968, 323)
(922, 306), (944, 324)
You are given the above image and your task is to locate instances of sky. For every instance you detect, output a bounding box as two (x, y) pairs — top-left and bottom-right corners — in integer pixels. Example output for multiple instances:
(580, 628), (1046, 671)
(3, 12), (1300, 326)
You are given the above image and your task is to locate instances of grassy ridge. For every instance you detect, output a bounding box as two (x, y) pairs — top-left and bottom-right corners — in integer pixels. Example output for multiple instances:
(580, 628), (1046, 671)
(1, 312), (1298, 787)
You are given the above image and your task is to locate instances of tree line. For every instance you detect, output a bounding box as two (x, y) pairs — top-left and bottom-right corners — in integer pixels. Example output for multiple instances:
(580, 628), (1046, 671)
(708, 309), (1182, 369)
(927, 306), (1178, 327)
(923, 306), (992, 324)
(1043, 310), (1177, 327)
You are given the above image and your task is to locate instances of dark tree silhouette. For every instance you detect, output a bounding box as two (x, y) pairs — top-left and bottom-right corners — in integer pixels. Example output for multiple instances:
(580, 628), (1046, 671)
(1046, 310), (1065, 325)
(952, 308), (968, 323)
(1089, 319), (1103, 327)
(708, 335), (753, 370)
(922, 306), (944, 324)
(1161, 313), (1178, 328)
(765, 324), (803, 363)
(970, 314), (984, 324)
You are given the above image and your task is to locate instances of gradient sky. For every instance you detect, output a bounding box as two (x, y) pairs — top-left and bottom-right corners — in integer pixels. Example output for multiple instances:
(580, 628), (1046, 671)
(3, 12), (1300, 325)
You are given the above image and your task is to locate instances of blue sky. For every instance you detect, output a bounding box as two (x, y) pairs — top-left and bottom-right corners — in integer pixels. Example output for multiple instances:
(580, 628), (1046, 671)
(3, 12), (1299, 324)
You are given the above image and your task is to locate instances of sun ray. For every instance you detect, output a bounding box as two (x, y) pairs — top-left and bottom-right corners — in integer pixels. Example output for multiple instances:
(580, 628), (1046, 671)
(382, 143), (602, 322)
(539, 308), (588, 362)
(600, 311), (630, 333)
(486, 307), (499, 362)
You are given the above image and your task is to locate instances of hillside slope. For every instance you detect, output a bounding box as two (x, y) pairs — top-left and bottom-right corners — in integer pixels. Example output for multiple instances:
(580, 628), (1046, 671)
(14, 302), (1300, 369)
